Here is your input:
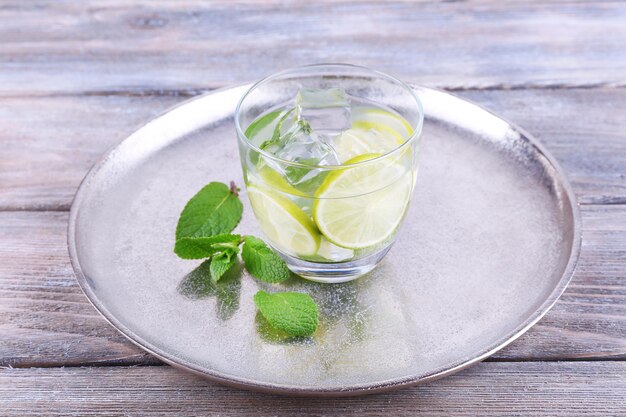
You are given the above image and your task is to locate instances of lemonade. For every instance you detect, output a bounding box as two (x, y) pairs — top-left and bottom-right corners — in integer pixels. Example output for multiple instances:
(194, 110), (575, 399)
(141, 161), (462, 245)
(242, 93), (416, 263)
(236, 65), (422, 281)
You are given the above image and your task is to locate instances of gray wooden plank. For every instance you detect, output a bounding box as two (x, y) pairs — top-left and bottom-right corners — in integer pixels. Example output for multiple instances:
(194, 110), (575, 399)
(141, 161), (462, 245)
(1, 362), (625, 415)
(0, 206), (624, 367)
(1, 88), (624, 210)
(0, 95), (182, 211)
(1, 0), (626, 95)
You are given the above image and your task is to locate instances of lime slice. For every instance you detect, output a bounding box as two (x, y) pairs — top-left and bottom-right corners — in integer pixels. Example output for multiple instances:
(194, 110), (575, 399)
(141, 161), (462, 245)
(254, 165), (301, 196)
(351, 107), (414, 140)
(247, 185), (320, 256)
(333, 128), (402, 163)
(351, 121), (405, 144)
(313, 154), (412, 249)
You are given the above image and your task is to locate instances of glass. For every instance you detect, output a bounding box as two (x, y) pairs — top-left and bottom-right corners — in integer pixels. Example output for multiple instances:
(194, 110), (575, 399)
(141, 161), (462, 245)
(235, 64), (423, 283)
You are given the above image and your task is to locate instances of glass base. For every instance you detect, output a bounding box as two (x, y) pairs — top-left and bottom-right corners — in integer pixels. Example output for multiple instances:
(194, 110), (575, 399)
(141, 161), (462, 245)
(281, 246), (392, 283)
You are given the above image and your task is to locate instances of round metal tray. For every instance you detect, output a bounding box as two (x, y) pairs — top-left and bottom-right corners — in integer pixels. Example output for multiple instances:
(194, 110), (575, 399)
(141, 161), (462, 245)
(68, 85), (581, 396)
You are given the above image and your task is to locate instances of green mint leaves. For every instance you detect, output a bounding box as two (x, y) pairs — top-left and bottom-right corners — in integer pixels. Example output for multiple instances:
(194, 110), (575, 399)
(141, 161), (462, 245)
(210, 251), (238, 282)
(259, 109), (311, 153)
(174, 182), (242, 282)
(245, 110), (280, 139)
(174, 181), (318, 337)
(174, 234), (241, 260)
(175, 182), (243, 240)
(254, 291), (318, 337)
(242, 236), (290, 283)
(174, 181), (289, 283)
(262, 108), (295, 150)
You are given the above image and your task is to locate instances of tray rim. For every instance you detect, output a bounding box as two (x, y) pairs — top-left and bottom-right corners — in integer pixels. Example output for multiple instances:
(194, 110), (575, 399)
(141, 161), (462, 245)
(67, 84), (582, 397)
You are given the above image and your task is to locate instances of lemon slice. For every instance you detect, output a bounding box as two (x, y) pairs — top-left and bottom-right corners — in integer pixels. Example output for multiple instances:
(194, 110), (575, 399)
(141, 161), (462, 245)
(351, 107), (414, 140)
(351, 121), (405, 144)
(247, 185), (320, 256)
(253, 165), (301, 196)
(333, 108), (413, 163)
(333, 128), (402, 163)
(313, 154), (412, 249)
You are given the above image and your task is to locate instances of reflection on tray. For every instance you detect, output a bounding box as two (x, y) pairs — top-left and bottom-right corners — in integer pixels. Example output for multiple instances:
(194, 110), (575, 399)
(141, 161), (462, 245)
(177, 260), (242, 321)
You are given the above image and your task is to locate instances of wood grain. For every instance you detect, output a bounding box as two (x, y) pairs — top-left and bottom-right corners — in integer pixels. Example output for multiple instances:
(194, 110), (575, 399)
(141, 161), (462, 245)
(1, 0), (624, 413)
(1, 1), (626, 96)
(1, 362), (625, 415)
(1, 88), (625, 210)
(0, 95), (181, 211)
(1, 206), (624, 368)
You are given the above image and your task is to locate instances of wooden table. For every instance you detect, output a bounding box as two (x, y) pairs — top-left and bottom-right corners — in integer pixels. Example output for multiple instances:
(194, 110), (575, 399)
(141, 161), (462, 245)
(1, 1), (625, 415)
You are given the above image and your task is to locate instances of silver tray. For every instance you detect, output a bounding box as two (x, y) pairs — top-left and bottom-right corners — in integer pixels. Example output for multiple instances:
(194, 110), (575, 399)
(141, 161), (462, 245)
(68, 85), (581, 396)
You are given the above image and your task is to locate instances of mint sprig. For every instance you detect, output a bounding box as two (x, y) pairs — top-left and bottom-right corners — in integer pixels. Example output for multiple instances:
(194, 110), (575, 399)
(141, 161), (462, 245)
(242, 236), (290, 283)
(173, 180), (319, 337)
(175, 182), (243, 240)
(259, 108), (295, 151)
(254, 291), (318, 337)
(210, 251), (238, 282)
(174, 234), (242, 260)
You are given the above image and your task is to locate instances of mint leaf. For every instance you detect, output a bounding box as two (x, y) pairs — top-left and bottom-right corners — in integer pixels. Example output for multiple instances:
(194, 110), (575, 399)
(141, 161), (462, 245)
(210, 250), (238, 282)
(270, 109), (295, 143)
(253, 290), (318, 337)
(284, 158), (319, 184)
(255, 313), (293, 343)
(245, 110), (280, 139)
(260, 109), (295, 151)
(175, 182), (243, 240)
(241, 236), (290, 283)
(174, 234), (241, 260)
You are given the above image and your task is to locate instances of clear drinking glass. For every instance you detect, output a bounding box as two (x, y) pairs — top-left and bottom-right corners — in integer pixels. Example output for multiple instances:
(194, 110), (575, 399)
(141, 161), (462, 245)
(235, 64), (423, 283)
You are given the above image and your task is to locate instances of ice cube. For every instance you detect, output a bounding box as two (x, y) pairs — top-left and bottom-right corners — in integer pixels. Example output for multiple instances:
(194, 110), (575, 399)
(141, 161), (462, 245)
(279, 132), (339, 165)
(297, 88), (351, 134)
(280, 130), (341, 191)
(267, 128), (339, 192)
(263, 115), (338, 162)
(259, 105), (342, 193)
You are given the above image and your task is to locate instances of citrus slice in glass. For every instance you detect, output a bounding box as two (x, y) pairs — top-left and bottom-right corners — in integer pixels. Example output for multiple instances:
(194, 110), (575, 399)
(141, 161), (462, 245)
(313, 154), (413, 249)
(247, 185), (320, 256)
(351, 107), (413, 142)
(333, 128), (403, 163)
